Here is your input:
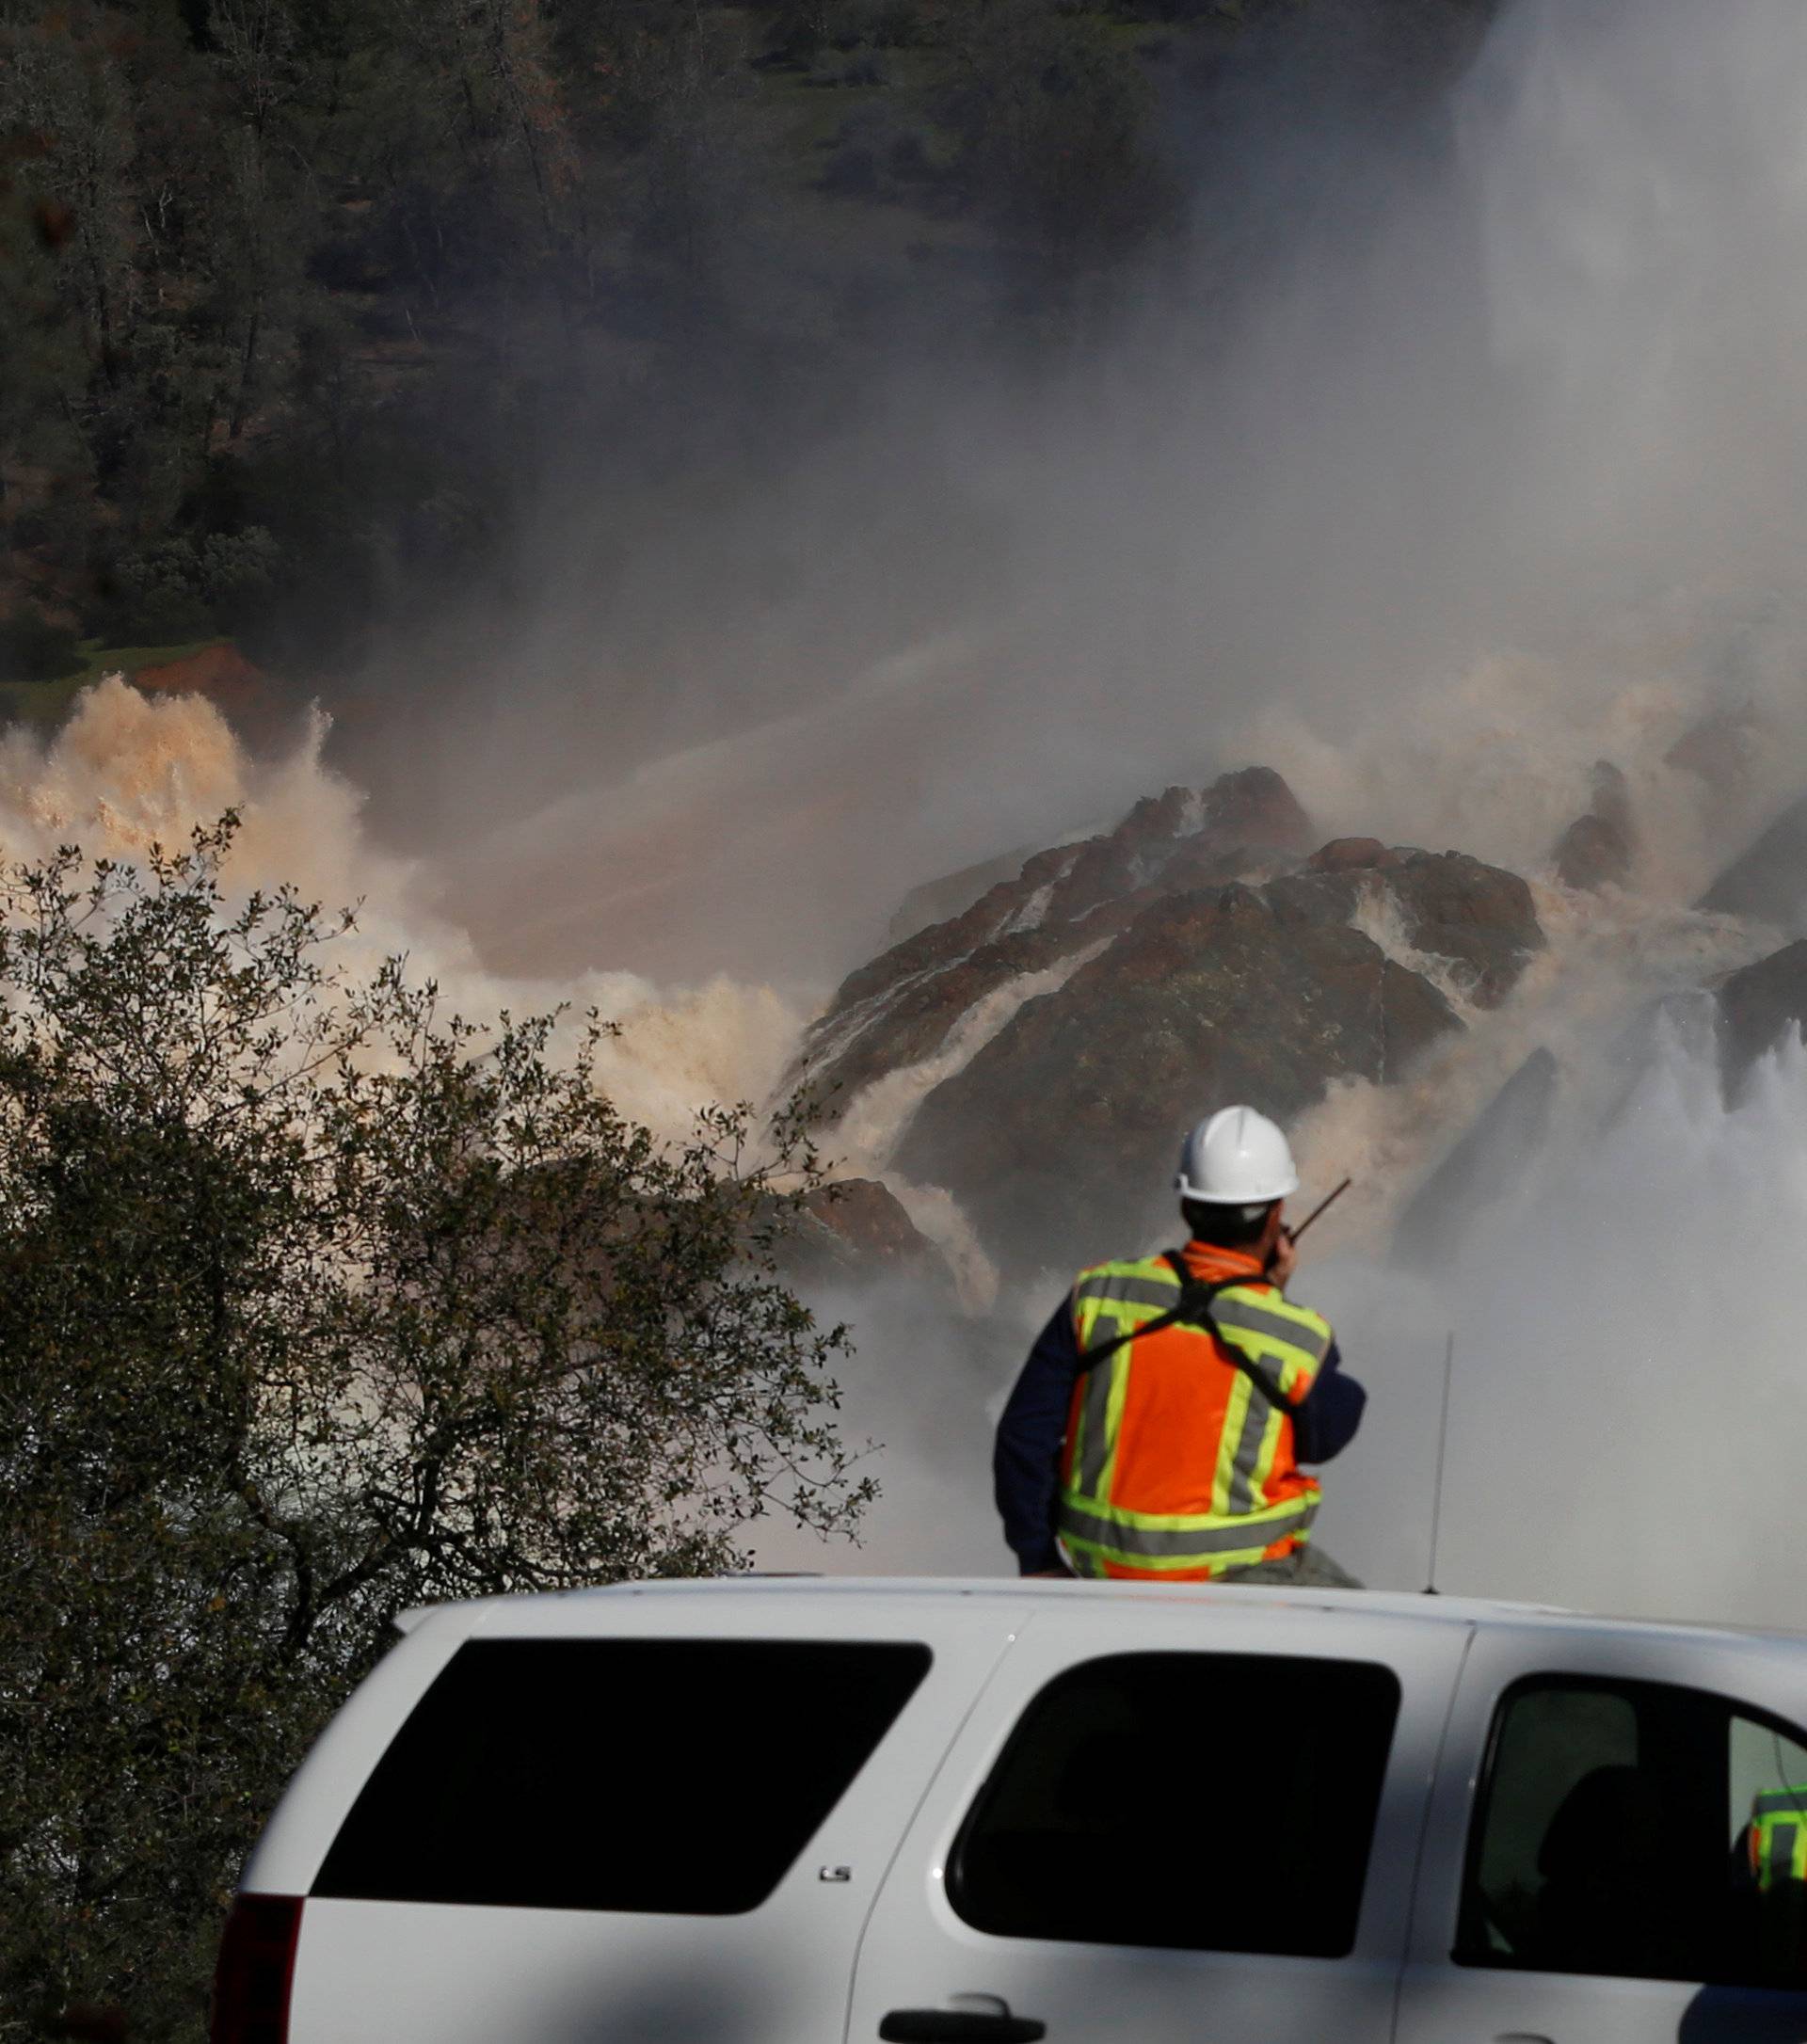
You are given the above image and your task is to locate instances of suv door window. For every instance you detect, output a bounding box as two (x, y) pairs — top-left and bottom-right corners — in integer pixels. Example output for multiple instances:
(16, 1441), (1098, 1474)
(947, 1651), (1400, 1956)
(1457, 1675), (1807, 1988)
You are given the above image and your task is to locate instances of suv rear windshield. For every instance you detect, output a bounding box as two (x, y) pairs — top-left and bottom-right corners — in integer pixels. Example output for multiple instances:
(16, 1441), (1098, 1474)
(313, 1636), (931, 1914)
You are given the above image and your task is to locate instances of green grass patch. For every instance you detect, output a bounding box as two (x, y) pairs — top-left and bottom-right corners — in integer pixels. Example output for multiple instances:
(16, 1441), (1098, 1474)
(0, 639), (228, 730)
(65, 636), (226, 681)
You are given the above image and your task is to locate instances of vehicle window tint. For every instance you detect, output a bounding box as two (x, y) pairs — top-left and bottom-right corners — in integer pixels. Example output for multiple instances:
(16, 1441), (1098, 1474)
(948, 1653), (1399, 1956)
(313, 1637), (930, 1913)
(1730, 1715), (1807, 1984)
(1457, 1676), (1807, 1988)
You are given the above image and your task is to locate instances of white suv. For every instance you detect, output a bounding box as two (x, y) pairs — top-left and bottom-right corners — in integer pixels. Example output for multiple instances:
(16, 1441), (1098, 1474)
(214, 1577), (1807, 2044)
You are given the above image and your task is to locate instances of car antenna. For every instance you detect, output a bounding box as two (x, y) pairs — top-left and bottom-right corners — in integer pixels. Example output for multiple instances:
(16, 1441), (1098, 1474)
(1425, 1331), (1455, 1595)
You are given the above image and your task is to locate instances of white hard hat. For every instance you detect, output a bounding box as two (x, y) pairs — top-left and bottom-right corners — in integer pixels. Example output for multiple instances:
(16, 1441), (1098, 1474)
(1175, 1106), (1300, 1205)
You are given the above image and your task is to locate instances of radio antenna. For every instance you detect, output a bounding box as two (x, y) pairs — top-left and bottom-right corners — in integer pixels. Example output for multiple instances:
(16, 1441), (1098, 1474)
(1289, 1175), (1352, 1242)
(1425, 1332), (1455, 1596)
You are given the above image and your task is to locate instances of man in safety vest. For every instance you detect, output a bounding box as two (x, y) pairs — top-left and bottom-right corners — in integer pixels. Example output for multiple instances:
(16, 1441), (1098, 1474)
(994, 1105), (1367, 1583)
(1750, 1786), (1807, 1976)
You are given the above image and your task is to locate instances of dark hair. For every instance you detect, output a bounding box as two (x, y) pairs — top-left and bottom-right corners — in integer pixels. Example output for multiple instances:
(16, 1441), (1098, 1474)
(1181, 1197), (1277, 1250)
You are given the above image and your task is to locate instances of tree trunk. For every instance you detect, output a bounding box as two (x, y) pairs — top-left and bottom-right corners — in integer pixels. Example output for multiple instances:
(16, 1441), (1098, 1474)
(230, 295), (263, 440)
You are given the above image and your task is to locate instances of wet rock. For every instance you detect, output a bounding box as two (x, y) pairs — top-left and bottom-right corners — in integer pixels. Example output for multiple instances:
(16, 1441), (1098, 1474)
(1392, 851), (1543, 1008)
(895, 894), (1433, 1278)
(1392, 1048), (1559, 1270)
(784, 1178), (939, 1286)
(1309, 837), (1400, 873)
(799, 767), (1318, 1119)
(1698, 793), (1807, 934)
(1553, 761), (1634, 892)
(888, 845), (1042, 946)
(884, 846), (1543, 1277)
(1555, 814), (1629, 892)
(1715, 939), (1807, 1095)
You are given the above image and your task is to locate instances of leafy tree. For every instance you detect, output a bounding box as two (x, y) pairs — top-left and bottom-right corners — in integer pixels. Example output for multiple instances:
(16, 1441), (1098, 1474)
(949, 0), (1175, 272)
(0, 820), (870, 2041)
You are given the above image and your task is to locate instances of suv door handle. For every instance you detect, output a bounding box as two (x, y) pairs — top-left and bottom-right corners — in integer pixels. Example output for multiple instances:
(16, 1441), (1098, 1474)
(879, 2012), (1047, 2042)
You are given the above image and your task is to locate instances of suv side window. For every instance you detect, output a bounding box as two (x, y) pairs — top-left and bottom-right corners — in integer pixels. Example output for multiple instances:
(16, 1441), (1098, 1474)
(313, 1637), (930, 1914)
(947, 1653), (1400, 1956)
(1458, 1675), (1807, 1987)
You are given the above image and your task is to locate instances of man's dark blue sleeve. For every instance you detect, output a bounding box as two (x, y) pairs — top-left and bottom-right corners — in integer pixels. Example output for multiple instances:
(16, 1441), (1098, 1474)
(1291, 1339), (1365, 1464)
(994, 1301), (1083, 1574)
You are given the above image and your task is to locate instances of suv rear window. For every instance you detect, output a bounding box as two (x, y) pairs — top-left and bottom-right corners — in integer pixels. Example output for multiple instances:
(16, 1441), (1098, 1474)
(949, 1652), (1399, 1956)
(313, 1637), (930, 1914)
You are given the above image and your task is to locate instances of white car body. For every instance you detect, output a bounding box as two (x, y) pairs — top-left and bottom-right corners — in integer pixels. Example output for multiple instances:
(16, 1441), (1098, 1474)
(221, 1578), (1807, 2044)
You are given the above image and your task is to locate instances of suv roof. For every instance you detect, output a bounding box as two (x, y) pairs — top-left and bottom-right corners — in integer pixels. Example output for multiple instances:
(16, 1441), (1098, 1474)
(395, 1576), (1807, 1654)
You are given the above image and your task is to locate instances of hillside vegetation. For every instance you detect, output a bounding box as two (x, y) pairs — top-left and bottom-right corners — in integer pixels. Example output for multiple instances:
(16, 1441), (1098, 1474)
(0, 0), (1493, 685)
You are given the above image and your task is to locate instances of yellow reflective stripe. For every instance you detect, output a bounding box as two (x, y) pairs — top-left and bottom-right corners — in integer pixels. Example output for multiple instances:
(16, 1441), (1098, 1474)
(1212, 1370), (1255, 1515)
(1061, 1488), (1316, 1535)
(1754, 1811), (1807, 1889)
(1060, 1532), (1284, 1575)
(1098, 1351), (1132, 1504)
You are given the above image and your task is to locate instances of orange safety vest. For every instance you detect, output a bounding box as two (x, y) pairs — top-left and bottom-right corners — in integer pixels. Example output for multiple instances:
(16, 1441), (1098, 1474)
(1056, 1240), (1334, 1581)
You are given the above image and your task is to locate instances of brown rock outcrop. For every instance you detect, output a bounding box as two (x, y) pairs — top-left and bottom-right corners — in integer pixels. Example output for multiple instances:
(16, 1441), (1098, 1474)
(891, 851), (1543, 1277)
(1309, 837), (1399, 873)
(888, 846), (1040, 946)
(783, 1178), (939, 1286)
(799, 767), (1319, 1120)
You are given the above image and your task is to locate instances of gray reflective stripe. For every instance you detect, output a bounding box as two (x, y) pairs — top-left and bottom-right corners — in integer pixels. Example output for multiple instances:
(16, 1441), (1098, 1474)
(1223, 1378), (1275, 1514)
(1770, 1822), (1802, 1887)
(1754, 1792), (1807, 1818)
(1058, 1493), (1317, 1559)
(1074, 1272), (1178, 1311)
(1077, 1352), (1116, 1498)
(1211, 1292), (1331, 1362)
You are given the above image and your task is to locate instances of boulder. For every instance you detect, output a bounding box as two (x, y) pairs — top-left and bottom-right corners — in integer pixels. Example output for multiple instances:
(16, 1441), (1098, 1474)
(783, 1178), (940, 1286)
(1698, 793), (1807, 934)
(1716, 939), (1807, 1094)
(1553, 761), (1635, 893)
(1309, 837), (1400, 873)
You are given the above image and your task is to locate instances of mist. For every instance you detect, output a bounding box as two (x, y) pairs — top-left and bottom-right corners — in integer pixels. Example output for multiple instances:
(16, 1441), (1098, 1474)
(741, 0), (1807, 1619)
(16, 0), (1807, 1621)
(326, 0), (1807, 1000)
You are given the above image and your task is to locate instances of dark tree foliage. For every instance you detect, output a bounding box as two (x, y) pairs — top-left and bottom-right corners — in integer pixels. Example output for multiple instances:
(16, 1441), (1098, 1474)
(0, 819), (870, 2040)
(0, 0), (1496, 678)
